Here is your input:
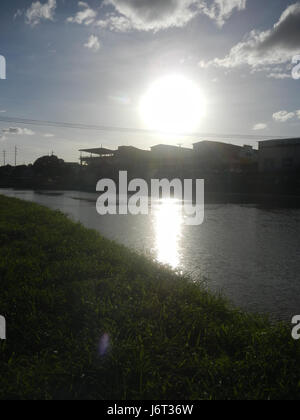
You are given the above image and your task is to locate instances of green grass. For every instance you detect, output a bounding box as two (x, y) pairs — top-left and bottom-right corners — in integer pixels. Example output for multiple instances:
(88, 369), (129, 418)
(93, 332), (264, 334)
(0, 195), (299, 400)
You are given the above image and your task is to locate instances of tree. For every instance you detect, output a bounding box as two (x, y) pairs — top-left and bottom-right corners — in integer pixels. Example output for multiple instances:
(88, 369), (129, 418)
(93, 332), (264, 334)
(33, 155), (65, 179)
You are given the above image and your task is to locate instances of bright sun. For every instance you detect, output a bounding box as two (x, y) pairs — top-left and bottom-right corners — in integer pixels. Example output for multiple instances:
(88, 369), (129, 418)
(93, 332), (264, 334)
(140, 75), (205, 133)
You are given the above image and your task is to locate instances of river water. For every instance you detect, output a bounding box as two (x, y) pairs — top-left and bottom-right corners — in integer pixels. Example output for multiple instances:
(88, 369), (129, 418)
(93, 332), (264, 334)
(1, 188), (300, 322)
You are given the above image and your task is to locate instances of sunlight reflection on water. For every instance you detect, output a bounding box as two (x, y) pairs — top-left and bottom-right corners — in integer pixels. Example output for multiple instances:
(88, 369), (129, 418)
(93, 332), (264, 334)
(153, 199), (183, 269)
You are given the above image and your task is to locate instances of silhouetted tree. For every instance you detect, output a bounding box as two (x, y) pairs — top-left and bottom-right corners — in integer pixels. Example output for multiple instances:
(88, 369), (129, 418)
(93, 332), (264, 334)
(33, 155), (65, 179)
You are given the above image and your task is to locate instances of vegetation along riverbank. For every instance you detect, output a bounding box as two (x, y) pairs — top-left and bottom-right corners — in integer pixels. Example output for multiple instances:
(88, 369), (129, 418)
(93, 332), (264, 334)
(0, 195), (299, 400)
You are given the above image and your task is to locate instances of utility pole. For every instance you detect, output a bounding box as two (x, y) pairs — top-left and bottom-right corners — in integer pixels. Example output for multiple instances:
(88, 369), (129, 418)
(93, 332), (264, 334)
(3, 150), (6, 166)
(14, 146), (17, 167)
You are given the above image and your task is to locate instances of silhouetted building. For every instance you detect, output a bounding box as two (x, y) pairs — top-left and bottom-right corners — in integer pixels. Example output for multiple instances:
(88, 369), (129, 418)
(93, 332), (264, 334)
(193, 140), (257, 172)
(150, 144), (193, 177)
(78, 141), (258, 178)
(259, 138), (300, 172)
(79, 147), (115, 166)
(115, 146), (150, 162)
(150, 144), (192, 159)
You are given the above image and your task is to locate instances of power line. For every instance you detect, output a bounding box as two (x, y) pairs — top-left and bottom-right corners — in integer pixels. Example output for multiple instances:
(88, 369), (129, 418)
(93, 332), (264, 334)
(0, 115), (290, 144)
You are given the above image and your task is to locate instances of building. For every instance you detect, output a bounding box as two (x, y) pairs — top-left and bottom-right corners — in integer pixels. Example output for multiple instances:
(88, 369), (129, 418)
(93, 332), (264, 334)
(115, 146), (150, 162)
(79, 146), (150, 166)
(80, 144), (191, 166)
(79, 143), (195, 178)
(150, 144), (192, 159)
(150, 144), (193, 177)
(258, 138), (300, 172)
(79, 147), (115, 166)
(79, 141), (260, 178)
(193, 140), (257, 172)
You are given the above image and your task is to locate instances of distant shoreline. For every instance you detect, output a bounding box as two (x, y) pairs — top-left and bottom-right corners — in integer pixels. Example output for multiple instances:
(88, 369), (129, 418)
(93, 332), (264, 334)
(1, 186), (300, 207)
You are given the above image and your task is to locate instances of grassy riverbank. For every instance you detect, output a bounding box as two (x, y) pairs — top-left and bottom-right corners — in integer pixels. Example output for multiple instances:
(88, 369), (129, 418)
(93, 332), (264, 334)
(0, 195), (299, 400)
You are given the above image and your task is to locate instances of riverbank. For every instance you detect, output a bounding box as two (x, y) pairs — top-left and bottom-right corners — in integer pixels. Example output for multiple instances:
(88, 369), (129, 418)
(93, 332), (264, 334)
(0, 195), (300, 400)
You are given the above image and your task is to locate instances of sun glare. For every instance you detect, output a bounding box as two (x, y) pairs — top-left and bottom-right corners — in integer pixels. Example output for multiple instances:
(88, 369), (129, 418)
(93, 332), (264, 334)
(153, 199), (183, 269)
(140, 75), (205, 133)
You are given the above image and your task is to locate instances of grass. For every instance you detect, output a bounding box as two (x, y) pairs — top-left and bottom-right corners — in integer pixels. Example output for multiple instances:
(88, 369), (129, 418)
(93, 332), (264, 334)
(0, 194), (300, 400)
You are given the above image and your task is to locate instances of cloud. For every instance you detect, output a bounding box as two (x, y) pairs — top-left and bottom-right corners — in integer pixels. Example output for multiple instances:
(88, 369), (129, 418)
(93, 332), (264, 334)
(273, 111), (296, 122)
(200, 2), (300, 74)
(96, 0), (247, 32)
(199, 0), (247, 27)
(2, 127), (35, 136)
(67, 2), (97, 25)
(96, 14), (136, 32)
(25, 0), (56, 27)
(13, 9), (23, 20)
(267, 72), (291, 79)
(101, 0), (198, 32)
(84, 35), (101, 51)
(257, 3), (300, 51)
(253, 123), (267, 131)
(43, 133), (55, 138)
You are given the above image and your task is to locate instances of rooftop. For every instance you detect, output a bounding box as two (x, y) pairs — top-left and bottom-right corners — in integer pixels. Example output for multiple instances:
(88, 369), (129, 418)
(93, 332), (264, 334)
(151, 144), (192, 152)
(193, 140), (242, 149)
(79, 147), (115, 155)
(259, 138), (300, 147)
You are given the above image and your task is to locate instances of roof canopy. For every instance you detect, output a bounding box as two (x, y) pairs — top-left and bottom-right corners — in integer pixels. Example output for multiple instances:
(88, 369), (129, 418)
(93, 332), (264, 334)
(79, 147), (115, 155)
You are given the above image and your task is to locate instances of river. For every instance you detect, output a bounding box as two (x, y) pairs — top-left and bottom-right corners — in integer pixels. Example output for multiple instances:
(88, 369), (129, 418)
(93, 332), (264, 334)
(1, 188), (300, 322)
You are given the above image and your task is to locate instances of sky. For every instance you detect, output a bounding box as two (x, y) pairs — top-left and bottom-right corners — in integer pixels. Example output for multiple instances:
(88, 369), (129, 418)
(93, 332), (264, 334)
(0, 0), (300, 164)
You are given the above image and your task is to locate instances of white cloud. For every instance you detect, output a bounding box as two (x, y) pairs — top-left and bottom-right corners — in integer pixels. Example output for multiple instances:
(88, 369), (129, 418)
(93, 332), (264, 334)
(273, 111), (295, 123)
(267, 72), (291, 79)
(200, 2), (300, 74)
(96, 0), (247, 32)
(25, 0), (56, 27)
(23, 128), (35, 136)
(84, 35), (101, 51)
(272, 109), (300, 122)
(67, 2), (97, 25)
(253, 123), (267, 131)
(2, 127), (35, 136)
(199, 0), (247, 27)
(96, 14), (136, 32)
(44, 133), (55, 138)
